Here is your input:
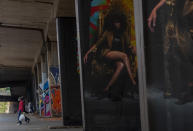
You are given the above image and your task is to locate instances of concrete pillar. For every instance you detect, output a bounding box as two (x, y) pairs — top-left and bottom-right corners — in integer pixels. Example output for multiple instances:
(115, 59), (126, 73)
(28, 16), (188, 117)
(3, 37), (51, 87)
(9, 102), (18, 113)
(36, 63), (42, 114)
(41, 53), (48, 84)
(47, 41), (62, 117)
(32, 66), (39, 113)
(56, 17), (82, 126)
(39, 46), (51, 117)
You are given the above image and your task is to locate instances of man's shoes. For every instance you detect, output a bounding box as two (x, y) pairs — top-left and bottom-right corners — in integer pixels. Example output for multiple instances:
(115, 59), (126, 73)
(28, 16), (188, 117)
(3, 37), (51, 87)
(17, 123), (21, 126)
(27, 119), (30, 124)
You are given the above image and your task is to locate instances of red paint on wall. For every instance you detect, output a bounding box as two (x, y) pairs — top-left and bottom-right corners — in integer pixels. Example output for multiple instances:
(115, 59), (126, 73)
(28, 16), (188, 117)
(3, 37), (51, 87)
(51, 86), (62, 117)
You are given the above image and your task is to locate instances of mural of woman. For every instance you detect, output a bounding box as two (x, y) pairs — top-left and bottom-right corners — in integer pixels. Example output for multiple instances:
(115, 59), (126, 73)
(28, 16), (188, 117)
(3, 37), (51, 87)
(84, 10), (136, 93)
(147, 0), (193, 104)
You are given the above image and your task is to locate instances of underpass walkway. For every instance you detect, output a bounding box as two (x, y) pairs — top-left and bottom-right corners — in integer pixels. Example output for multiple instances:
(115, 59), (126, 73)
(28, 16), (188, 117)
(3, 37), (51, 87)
(0, 113), (83, 131)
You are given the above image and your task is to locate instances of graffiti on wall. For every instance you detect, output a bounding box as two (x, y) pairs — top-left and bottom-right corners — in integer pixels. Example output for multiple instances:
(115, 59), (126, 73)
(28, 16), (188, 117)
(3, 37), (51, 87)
(49, 67), (61, 117)
(39, 80), (51, 117)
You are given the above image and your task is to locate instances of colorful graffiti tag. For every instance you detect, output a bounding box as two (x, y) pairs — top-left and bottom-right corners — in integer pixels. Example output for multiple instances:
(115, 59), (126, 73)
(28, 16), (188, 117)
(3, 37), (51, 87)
(89, 0), (111, 46)
(39, 80), (51, 117)
(49, 67), (61, 117)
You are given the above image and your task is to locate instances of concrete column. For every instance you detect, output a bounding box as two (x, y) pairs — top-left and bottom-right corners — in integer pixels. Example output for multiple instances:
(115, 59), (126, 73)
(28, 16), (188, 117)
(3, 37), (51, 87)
(9, 102), (18, 113)
(47, 41), (62, 117)
(36, 62), (42, 115)
(32, 66), (39, 113)
(41, 53), (48, 84)
(39, 46), (51, 117)
(36, 62), (42, 114)
(47, 42), (59, 67)
(56, 17), (82, 126)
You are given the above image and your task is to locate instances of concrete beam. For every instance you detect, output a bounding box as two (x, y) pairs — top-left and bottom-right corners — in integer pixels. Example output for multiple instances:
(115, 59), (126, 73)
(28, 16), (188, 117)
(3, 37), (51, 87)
(0, 81), (26, 88)
(56, 0), (75, 17)
(0, 95), (18, 102)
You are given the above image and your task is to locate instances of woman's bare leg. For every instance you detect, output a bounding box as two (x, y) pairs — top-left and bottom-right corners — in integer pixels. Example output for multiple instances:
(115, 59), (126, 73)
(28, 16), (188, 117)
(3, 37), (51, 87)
(104, 61), (124, 91)
(105, 51), (136, 85)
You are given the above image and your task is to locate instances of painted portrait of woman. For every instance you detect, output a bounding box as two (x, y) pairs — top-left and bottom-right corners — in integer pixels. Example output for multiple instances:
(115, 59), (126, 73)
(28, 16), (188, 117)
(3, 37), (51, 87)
(147, 0), (193, 104)
(144, 0), (193, 130)
(78, 0), (141, 130)
(83, 0), (138, 100)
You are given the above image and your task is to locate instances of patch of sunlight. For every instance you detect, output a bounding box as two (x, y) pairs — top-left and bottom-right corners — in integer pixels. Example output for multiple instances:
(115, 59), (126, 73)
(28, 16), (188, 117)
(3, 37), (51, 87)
(0, 102), (10, 113)
(0, 87), (11, 96)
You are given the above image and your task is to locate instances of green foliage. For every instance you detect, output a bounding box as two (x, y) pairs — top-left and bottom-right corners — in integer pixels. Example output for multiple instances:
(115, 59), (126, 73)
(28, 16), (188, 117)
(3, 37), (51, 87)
(0, 87), (11, 96)
(0, 102), (9, 113)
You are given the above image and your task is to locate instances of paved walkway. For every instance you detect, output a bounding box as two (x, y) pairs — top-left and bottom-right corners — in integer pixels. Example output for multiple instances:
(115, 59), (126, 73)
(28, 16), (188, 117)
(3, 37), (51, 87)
(0, 113), (83, 131)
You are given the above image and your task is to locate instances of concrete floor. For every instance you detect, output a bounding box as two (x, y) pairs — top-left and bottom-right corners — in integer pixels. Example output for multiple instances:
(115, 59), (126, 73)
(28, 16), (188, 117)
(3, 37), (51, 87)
(148, 88), (193, 131)
(0, 113), (83, 131)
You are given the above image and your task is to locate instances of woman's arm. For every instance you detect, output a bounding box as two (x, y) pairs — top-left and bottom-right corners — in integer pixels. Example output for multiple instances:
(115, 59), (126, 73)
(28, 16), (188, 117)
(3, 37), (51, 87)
(148, 0), (166, 32)
(183, 0), (193, 16)
(83, 31), (107, 63)
(83, 44), (97, 63)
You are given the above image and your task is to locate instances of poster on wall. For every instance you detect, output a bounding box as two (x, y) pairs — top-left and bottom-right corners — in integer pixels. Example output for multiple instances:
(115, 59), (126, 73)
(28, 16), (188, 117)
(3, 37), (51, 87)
(77, 0), (142, 130)
(142, 0), (193, 131)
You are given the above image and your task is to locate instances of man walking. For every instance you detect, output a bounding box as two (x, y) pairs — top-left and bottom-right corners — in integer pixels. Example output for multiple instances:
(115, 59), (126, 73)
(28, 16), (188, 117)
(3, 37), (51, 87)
(17, 96), (24, 125)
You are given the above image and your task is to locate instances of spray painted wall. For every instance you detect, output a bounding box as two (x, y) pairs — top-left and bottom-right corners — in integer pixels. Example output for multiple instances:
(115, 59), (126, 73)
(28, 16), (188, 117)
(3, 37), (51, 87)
(39, 73), (51, 117)
(49, 67), (61, 117)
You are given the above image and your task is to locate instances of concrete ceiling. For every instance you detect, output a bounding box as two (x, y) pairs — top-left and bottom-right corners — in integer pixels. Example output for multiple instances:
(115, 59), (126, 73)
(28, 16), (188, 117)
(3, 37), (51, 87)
(0, 0), (55, 68)
(0, 0), (75, 87)
(0, 67), (31, 82)
(0, 0), (55, 29)
(56, 0), (75, 17)
(0, 27), (43, 67)
(47, 0), (76, 42)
